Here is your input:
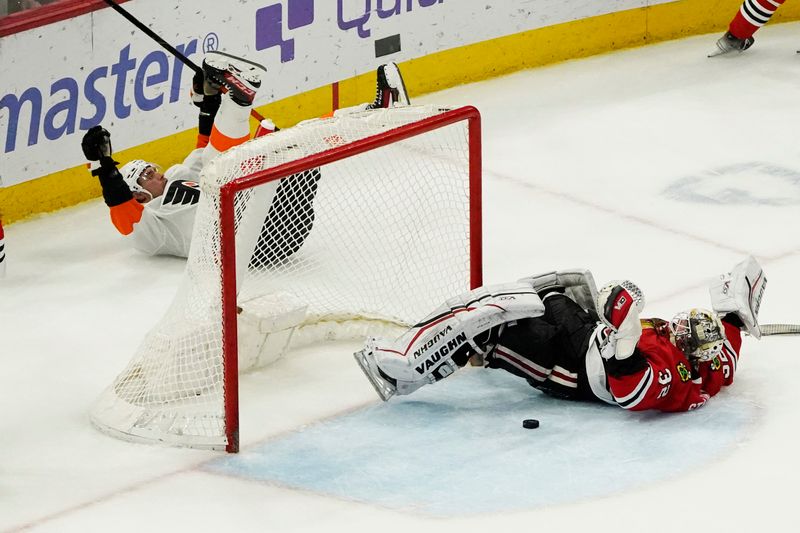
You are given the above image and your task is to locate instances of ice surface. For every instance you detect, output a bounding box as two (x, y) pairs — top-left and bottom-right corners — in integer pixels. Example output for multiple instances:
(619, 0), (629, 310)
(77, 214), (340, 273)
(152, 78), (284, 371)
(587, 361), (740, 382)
(207, 369), (756, 516)
(3, 23), (800, 533)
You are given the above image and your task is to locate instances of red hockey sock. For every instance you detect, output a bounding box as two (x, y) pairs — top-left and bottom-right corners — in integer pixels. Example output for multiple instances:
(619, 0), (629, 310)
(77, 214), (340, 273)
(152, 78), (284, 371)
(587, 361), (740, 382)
(729, 0), (785, 39)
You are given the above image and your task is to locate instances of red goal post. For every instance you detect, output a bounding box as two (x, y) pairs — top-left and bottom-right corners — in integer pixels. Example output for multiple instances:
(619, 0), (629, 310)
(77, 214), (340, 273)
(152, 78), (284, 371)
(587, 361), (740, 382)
(91, 104), (483, 452)
(220, 105), (482, 451)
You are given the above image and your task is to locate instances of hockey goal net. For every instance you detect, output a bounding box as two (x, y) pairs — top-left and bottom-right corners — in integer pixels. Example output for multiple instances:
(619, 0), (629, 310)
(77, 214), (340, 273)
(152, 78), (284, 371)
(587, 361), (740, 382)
(91, 104), (482, 452)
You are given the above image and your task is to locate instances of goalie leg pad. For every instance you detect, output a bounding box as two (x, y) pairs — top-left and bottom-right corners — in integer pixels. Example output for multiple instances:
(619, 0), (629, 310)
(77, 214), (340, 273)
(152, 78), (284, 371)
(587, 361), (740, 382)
(519, 269), (599, 315)
(437, 282), (546, 351)
(709, 255), (767, 338)
(354, 282), (545, 400)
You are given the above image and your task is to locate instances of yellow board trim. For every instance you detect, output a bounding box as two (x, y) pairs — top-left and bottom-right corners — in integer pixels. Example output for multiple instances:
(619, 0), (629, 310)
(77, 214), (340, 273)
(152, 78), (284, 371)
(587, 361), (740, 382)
(3, 0), (800, 224)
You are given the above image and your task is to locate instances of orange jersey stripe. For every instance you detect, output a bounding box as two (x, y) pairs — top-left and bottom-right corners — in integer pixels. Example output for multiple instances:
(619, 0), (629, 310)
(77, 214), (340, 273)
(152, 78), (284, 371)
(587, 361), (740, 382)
(210, 126), (250, 152)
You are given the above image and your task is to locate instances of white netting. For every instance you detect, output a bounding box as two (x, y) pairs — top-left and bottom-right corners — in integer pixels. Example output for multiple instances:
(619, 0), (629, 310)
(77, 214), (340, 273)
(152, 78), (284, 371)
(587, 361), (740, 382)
(91, 105), (478, 450)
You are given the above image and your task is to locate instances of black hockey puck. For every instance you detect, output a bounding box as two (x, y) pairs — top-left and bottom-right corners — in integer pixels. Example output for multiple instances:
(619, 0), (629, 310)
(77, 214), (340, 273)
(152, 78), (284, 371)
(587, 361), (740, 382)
(522, 418), (539, 429)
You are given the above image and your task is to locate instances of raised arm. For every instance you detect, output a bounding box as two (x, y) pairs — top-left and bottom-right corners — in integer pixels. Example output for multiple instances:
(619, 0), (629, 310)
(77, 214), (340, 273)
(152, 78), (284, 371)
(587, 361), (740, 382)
(81, 126), (143, 235)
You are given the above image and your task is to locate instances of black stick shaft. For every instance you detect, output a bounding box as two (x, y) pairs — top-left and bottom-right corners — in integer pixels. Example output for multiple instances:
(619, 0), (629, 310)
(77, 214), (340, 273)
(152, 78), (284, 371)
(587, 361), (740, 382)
(101, 0), (202, 75)
(102, 0), (266, 122)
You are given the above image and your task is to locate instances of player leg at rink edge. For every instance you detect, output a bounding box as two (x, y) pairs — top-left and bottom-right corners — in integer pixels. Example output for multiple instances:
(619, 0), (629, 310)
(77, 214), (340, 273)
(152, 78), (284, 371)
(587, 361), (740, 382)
(0, 217), (6, 278)
(709, 0), (785, 57)
(81, 55), (410, 260)
(355, 256), (767, 413)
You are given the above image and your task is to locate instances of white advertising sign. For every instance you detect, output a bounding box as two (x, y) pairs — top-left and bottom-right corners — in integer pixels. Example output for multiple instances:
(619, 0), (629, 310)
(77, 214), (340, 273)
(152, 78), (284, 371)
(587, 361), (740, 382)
(0, 0), (677, 186)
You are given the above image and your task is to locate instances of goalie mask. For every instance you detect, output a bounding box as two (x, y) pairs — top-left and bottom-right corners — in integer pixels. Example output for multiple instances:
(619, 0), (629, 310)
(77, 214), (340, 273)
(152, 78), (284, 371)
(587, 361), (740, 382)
(669, 308), (725, 362)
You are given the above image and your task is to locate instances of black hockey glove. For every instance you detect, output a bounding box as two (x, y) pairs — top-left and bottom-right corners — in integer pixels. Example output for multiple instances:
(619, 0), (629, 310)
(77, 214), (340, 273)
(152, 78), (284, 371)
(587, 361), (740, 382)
(82, 126), (119, 179)
(81, 126), (113, 161)
(191, 70), (205, 108)
(97, 168), (134, 208)
(198, 93), (222, 137)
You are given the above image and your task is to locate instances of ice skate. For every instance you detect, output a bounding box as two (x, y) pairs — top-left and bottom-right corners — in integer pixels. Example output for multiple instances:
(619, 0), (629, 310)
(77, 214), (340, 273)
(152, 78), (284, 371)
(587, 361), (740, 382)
(202, 51), (266, 106)
(708, 31), (754, 57)
(368, 61), (411, 109)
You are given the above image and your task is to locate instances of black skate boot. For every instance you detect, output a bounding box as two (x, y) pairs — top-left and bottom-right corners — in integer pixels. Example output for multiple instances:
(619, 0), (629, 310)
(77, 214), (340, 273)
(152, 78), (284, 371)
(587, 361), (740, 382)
(368, 61), (411, 109)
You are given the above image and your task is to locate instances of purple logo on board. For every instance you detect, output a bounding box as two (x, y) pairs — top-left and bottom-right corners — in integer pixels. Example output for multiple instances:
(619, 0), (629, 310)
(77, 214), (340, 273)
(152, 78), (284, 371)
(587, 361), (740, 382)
(256, 0), (445, 63)
(255, 0), (315, 63)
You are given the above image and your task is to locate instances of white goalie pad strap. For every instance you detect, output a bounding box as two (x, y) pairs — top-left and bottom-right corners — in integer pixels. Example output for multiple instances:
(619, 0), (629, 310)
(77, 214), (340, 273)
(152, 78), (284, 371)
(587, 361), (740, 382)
(363, 282), (545, 395)
(584, 325), (617, 405)
(519, 269), (599, 314)
(709, 255), (767, 339)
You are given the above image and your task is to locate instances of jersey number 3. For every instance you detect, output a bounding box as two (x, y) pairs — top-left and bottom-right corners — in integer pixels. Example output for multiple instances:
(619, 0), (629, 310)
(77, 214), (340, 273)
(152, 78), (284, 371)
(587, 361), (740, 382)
(656, 368), (672, 399)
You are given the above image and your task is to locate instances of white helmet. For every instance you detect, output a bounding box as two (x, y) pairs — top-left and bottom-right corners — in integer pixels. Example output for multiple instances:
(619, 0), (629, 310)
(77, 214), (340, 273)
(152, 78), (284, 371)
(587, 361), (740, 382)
(669, 308), (725, 362)
(119, 159), (156, 199)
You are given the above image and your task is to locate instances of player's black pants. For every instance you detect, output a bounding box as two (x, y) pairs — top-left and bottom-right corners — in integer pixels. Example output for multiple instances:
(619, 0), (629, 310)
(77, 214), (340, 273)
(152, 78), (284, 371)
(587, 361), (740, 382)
(487, 293), (601, 402)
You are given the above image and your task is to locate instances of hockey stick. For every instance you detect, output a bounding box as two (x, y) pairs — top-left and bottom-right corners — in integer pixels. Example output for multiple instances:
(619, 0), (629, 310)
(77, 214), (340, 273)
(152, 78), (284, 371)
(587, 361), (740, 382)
(759, 324), (800, 336)
(101, 0), (266, 122)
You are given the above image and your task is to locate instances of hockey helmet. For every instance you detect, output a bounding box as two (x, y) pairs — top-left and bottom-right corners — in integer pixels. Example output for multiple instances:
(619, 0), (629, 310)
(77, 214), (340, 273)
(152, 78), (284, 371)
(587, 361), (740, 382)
(669, 308), (725, 362)
(119, 159), (158, 199)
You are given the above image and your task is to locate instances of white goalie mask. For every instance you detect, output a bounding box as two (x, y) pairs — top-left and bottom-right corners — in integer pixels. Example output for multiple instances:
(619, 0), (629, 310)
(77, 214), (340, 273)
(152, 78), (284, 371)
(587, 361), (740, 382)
(669, 308), (726, 362)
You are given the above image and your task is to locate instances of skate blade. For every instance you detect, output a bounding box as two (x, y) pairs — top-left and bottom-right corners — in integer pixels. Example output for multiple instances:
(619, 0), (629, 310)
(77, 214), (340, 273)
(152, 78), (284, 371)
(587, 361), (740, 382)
(384, 62), (411, 106)
(353, 350), (396, 401)
(707, 43), (737, 58)
(205, 50), (267, 74)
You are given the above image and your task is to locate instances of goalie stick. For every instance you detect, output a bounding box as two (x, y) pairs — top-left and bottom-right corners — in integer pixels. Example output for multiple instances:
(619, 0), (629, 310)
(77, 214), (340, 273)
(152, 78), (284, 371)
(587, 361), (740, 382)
(101, 0), (266, 123)
(758, 324), (800, 336)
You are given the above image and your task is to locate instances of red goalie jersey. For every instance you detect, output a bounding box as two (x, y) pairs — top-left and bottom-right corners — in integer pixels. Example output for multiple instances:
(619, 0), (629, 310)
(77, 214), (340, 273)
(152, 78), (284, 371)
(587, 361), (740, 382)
(606, 318), (743, 412)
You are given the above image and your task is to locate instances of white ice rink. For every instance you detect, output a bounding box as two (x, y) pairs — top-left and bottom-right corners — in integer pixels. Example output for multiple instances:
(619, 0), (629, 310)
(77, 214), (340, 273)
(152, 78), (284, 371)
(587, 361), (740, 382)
(3, 23), (800, 533)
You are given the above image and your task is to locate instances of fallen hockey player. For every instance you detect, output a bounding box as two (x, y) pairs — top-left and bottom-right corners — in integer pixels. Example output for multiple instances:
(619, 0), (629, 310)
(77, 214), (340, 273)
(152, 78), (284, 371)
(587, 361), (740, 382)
(355, 256), (766, 413)
(81, 54), (409, 259)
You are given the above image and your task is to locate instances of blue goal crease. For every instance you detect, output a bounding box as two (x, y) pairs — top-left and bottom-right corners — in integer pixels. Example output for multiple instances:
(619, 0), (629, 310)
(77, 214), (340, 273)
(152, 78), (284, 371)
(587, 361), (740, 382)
(204, 369), (754, 517)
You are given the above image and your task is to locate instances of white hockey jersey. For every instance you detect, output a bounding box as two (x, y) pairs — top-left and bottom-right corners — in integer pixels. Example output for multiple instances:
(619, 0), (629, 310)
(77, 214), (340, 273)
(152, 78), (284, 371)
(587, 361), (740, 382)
(130, 149), (204, 257)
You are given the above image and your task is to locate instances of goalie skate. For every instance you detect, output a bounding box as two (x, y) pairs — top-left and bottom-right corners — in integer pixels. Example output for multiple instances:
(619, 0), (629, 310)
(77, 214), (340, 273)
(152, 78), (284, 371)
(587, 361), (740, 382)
(202, 51), (266, 106)
(354, 345), (397, 401)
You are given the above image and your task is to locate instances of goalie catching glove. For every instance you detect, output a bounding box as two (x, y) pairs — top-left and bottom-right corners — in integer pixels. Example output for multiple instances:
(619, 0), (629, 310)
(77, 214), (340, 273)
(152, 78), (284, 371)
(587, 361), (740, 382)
(595, 280), (645, 360)
(354, 282), (545, 400)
